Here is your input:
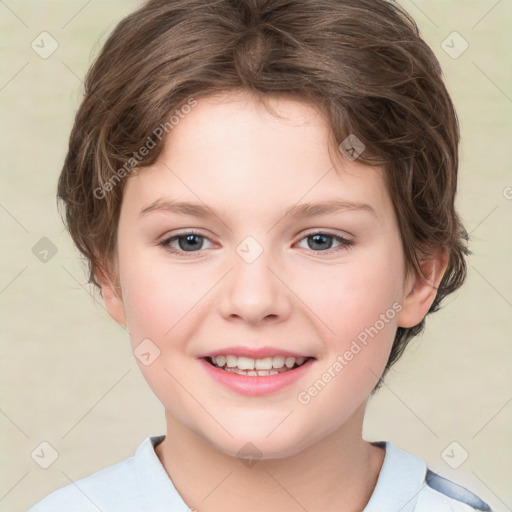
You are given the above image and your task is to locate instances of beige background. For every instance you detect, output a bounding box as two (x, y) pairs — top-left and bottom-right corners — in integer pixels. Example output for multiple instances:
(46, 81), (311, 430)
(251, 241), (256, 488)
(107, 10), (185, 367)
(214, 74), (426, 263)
(1, 1), (511, 511)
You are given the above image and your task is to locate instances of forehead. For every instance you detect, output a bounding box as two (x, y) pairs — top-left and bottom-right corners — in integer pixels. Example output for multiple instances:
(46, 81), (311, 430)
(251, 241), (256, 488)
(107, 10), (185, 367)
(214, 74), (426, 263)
(122, 91), (392, 222)
(165, 90), (335, 169)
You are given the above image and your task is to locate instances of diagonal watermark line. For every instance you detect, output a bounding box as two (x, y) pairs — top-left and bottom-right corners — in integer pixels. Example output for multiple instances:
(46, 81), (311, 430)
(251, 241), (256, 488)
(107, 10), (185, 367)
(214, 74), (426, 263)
(61, 471), (104, 511)
(60, 60), (84, 83)
(265, 470), (310, 511)
(0, 265), (28, 296)
(266, 410), (294, 438)
(61, 0), (93, 29)
(471, 470), (511, 511)
(469, 205), (499, 234)
(265, 266), (336, 335)
(0, 408), (29, 438)
(370, 368), (439, 438)
(0, 201), (29, 233)
(472, 397), (512, 439)
(0, 62), (29, 93)
(59, 265), (129, 331)
(472, 0), (502, 29)
(0, 0), (29, 28)
(200, 471), (233, 503)
(163, 367), (234, 437)
(61, 369), (131, 439)
(60, 61), (126, 130)
(407, 0), (439, 28)
(266, 165), (335, 235)
(398, 482), (427, 511)
(472, 266), (512, 308)
(472, 61), (512, 103)
(164, 267), (233, 336)
(162, 162), (233, 233)
(0, 472), (29, 502)
(60, 265), (107, 311)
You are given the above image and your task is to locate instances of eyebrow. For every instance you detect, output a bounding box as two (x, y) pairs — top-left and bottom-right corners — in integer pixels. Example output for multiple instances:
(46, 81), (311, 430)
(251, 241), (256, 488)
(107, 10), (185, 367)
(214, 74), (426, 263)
(139, 198), (376, 219)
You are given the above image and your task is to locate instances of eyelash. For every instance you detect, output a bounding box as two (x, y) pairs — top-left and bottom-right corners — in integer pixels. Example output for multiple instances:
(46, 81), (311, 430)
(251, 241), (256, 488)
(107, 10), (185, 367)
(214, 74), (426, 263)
(158, 229), (354, 257)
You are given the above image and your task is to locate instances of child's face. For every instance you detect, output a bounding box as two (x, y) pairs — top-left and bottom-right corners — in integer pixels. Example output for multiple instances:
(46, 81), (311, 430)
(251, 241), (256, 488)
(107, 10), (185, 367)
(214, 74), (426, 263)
(106, 90), (420, 458)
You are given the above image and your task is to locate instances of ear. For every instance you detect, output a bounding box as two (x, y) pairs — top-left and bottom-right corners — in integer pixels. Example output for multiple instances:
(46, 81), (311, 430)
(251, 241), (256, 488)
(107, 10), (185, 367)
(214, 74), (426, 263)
(397, 246), (449, 328)
(95, 259), (127, 327)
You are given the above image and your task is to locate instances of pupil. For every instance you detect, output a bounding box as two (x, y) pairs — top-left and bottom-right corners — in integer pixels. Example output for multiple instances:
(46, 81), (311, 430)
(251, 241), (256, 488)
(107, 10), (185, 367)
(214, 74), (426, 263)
(179, 234), (202, 251)
(309, 234), (332, 250)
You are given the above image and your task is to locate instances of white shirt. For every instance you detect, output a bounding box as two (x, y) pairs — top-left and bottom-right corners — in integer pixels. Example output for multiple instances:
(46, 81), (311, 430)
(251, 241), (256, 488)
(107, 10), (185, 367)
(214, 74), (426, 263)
(27, 435), (492, 512)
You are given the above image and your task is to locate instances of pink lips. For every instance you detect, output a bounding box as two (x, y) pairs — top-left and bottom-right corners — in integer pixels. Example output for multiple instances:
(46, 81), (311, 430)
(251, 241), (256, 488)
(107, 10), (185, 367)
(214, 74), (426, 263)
(199, 345), (311, 359)
(199, 354), (315, 397)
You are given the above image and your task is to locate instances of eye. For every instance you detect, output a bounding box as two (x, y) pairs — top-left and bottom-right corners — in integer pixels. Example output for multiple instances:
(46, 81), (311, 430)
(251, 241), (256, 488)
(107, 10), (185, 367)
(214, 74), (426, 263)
(159, 230), (354, 257)
(159, 230), (214, 256)
(296, 231), (354, 253)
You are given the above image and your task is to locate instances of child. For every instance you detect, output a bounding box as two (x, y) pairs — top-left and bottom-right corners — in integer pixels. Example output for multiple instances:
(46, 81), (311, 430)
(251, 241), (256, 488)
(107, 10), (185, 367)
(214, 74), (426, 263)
(28, 0), (493, 510)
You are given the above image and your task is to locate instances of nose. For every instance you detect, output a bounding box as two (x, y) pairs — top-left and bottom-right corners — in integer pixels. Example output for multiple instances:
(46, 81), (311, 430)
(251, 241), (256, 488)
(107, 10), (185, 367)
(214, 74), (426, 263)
(217, 245), (292, 326)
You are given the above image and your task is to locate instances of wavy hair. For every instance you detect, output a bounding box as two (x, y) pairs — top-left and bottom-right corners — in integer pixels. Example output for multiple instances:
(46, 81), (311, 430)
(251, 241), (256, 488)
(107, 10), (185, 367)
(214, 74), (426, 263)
(58, 0), (469, 386)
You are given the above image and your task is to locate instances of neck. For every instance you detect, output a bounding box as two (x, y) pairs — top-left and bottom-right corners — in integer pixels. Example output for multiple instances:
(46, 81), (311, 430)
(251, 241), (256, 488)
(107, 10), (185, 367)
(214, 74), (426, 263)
(155, 402), (385, 512)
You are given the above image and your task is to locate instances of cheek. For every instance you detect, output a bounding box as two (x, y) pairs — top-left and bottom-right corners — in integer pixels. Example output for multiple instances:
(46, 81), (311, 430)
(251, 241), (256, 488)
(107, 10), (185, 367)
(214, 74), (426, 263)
(118, 248), (191, 347)
(308, 251), (402, 329)
(300, 247), (403, 382)
(117, 252), (207, 406)
(292, 263), (401, 419)
(118, 249), (221, 366)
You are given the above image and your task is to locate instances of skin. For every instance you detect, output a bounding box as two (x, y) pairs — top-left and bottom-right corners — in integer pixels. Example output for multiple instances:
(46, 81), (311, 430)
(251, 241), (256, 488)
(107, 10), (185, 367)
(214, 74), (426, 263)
(100, 89), (447, 512)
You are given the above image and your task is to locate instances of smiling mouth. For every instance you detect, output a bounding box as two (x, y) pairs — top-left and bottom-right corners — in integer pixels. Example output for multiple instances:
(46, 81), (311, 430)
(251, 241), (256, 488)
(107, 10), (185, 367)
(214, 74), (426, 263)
(205, 355), (314, 376)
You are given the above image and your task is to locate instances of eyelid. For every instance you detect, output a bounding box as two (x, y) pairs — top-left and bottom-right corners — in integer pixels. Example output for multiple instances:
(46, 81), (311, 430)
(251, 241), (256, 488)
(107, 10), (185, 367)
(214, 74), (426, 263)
(299, 228), (354, 241)
(294, 230), (354, 252)
(159, 229), (214, 247)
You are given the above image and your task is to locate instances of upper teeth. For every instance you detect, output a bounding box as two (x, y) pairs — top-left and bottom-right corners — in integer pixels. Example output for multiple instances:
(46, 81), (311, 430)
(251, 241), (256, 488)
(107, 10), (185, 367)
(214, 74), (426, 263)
(211, 355), (307, 370)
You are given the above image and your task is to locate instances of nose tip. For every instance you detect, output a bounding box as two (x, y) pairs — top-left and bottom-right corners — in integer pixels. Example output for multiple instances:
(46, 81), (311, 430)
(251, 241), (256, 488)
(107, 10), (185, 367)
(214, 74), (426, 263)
(217, 250), (292, 325)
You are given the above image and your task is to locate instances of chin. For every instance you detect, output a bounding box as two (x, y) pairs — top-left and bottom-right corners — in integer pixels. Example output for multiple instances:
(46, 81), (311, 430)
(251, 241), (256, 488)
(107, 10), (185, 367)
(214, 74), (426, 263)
(203, 424), (320, 462)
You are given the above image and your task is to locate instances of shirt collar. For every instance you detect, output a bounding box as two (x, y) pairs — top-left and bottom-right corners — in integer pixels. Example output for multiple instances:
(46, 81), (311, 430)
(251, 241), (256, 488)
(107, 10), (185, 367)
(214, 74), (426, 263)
(135, 435), (190, 511)
(362, 441), (427, 512)
(138, 437), (427, 512)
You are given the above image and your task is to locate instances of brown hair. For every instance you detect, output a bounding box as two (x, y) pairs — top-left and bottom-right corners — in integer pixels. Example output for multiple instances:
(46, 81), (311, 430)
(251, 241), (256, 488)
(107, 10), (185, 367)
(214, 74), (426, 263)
(58, 0), (469, 384)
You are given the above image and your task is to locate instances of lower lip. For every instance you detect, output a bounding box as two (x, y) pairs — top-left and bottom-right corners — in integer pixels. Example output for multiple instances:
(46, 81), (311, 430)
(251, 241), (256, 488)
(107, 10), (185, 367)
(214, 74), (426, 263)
(199, 358), (315, 396)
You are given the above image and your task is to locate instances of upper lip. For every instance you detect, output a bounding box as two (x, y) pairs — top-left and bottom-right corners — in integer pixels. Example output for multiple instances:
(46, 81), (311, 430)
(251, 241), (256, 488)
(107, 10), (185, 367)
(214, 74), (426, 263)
(199, 346), (313, 359)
